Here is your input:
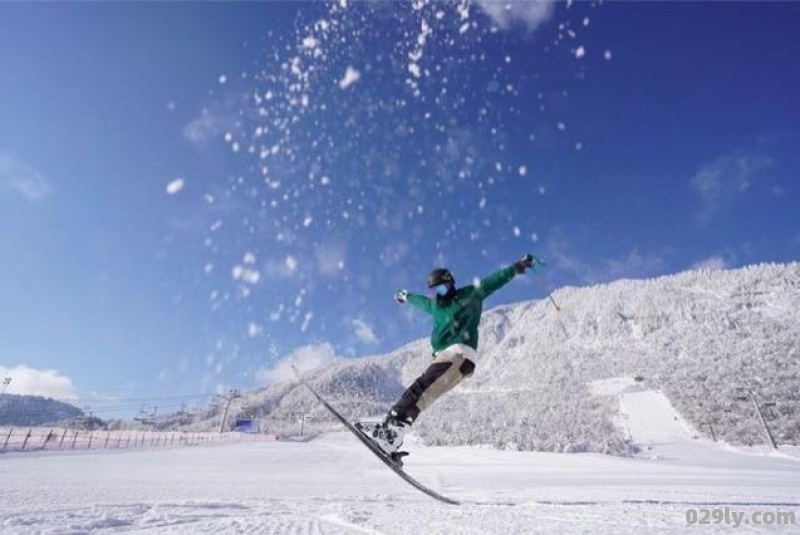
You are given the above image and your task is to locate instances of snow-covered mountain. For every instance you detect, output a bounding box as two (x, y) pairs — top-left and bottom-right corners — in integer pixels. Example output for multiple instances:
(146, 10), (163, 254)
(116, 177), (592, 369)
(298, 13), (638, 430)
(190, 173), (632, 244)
(199, 263), (800, 454)
(0, 394), (83, 427)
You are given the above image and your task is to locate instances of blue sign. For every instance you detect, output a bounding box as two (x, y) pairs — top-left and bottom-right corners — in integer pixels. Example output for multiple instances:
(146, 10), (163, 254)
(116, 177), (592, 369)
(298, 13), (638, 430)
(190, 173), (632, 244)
(234, 418), (260, 433)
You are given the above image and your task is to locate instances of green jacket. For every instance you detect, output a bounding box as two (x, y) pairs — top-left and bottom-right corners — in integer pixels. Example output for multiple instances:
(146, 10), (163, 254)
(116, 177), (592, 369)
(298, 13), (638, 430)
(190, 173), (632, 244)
(406, 265), (518, 353)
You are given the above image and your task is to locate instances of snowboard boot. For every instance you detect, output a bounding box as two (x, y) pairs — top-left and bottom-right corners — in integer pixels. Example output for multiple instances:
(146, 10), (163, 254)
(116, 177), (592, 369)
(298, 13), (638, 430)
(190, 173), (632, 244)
(355, 415), (408, 464)
(383, 411), (413, 465)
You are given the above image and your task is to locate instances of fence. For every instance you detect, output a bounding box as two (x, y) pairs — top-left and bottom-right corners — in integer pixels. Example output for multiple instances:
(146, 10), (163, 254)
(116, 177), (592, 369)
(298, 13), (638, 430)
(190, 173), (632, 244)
(0, 426), (277, 453)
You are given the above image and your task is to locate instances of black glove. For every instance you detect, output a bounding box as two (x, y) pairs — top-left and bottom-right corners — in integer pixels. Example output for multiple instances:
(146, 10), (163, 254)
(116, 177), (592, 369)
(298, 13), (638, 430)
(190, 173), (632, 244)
(513, 253), (536, 274)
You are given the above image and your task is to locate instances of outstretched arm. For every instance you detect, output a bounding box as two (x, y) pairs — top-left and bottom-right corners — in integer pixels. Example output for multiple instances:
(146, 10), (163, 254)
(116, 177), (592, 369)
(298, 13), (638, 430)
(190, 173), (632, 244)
(477, 254), (538, 299)
(395, 290), (434, 314)
(476, 266), (517, 299)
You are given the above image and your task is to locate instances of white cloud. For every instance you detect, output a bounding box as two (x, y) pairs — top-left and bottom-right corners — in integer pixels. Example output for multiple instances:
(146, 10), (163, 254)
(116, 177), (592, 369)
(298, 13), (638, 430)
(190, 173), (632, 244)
(316, 242), (347, 275)
(691, 255), (729, 271)
(255, 343), (337, 387)
(544, 229), (592, 280)
(690, 153), (774, 220)
(546, 231), (667, 284)
(0, 365), (78, 400)
(182, 109), (236, 146)
(261, 258), (300, 280)
(474, 0), (556, 31)
(604, 249), (667, 281)
(0, 154), (52, 202)
(380, 241), (411, 267)
(245, 241), (347, 280)
(351, 319), (379, 345)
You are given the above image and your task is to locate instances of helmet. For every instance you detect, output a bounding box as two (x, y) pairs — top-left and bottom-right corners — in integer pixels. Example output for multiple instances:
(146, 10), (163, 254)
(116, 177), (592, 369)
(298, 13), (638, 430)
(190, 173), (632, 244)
(427, 268), (455, 289)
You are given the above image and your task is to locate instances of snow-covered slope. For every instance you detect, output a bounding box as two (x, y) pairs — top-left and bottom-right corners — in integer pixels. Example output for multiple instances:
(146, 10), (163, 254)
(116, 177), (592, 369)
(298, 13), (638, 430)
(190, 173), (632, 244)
(2, 433), (799, 534)
(204, 263), (800, 454)
(619, 390), (699, 445)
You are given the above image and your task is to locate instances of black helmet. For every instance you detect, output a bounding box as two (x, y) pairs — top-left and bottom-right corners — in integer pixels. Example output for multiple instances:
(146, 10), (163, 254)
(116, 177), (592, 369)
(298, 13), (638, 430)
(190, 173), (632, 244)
(427, 268), (455, 289)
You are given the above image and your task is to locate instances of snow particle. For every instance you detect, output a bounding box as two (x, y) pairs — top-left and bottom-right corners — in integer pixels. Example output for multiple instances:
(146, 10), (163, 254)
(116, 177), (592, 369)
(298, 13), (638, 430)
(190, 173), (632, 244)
(339, 66), (361, 89)
(301, 312), (313, 333)
(247, 322), (263, 338)
(232, 265), (260, 285)
(166, 178), (184, 195)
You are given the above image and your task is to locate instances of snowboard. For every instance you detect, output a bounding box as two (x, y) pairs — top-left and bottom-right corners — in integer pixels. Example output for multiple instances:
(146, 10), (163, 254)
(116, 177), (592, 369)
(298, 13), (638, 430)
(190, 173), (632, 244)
(293, 367), (460, 505)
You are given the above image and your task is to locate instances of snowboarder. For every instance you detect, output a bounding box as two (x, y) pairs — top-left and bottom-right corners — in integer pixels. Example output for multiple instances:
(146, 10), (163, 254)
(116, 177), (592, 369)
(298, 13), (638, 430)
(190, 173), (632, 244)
(357, 254), (538, 458)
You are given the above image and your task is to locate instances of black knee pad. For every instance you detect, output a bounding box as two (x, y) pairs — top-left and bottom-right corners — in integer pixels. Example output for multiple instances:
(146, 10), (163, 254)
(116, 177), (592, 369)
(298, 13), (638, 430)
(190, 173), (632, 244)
(459, 358), (476, 377)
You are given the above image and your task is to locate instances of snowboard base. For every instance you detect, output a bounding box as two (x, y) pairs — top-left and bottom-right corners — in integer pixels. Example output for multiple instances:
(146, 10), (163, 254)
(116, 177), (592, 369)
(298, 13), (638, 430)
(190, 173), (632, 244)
(293, 367), (460, 505)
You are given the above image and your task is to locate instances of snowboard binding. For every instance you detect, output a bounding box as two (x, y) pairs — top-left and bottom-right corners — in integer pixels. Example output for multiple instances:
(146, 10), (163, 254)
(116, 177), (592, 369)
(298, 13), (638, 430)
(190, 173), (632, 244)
(354, 419), (407, 462)
(390, 451), (410, 467)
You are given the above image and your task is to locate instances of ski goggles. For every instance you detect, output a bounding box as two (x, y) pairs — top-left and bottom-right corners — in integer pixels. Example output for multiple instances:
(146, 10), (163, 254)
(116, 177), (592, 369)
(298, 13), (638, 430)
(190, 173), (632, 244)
(430, 283), (450, 297)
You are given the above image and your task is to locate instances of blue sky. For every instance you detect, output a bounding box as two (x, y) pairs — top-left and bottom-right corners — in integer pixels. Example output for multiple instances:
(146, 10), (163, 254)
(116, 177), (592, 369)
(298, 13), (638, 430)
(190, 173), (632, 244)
(0, 2), (797, 416)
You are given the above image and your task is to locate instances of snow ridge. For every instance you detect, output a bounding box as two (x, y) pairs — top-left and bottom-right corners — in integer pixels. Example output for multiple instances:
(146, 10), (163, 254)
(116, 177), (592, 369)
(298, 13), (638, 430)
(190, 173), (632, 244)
(0, 394), (83, 427)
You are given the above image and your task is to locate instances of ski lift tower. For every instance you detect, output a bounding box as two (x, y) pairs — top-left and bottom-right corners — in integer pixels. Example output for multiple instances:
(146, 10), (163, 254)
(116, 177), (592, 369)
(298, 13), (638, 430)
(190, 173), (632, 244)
(218, 389), (241, 433)
(734, 388), (778, 450)
(133, 405), (157, 428)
